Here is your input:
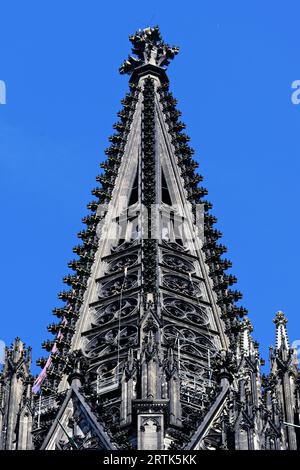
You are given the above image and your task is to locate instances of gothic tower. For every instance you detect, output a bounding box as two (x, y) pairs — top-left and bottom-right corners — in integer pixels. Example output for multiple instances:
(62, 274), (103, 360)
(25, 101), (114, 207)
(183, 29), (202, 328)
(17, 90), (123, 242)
(1, 27), (299, 450)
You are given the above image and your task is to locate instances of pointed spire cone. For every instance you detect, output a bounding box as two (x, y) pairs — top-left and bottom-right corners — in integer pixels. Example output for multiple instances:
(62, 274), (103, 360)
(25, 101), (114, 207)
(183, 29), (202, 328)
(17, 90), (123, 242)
(20, 27), (300, 451)
(32, 27), (247, 449)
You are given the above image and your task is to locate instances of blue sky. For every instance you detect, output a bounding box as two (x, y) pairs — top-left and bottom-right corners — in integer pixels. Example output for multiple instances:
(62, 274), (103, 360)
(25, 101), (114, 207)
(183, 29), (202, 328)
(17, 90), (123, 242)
(0, 1), (299, 373)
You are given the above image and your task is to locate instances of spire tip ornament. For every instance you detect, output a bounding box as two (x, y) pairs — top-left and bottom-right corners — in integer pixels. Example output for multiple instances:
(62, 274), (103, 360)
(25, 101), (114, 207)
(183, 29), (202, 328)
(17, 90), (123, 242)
(119, 26), (179, 76)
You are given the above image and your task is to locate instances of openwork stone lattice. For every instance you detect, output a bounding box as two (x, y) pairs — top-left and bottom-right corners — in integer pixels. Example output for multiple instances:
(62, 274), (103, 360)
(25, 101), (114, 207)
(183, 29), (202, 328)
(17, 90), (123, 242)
(162, 297), (210, 326)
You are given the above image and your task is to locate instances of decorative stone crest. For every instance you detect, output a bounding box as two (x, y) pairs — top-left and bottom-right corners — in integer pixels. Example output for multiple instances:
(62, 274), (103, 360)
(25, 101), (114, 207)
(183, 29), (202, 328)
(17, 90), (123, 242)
(120, 26), (179, 75)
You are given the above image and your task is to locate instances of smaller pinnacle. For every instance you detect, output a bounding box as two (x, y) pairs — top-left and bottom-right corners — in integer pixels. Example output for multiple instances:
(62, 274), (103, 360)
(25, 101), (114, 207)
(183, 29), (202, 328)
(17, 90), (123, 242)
(273, 310), (289, 350)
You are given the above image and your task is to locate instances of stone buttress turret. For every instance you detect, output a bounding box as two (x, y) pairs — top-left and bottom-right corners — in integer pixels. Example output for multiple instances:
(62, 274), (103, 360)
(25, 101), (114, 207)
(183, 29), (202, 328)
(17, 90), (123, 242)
(0, 338), (33, 449)
(267, 311), (299, 449)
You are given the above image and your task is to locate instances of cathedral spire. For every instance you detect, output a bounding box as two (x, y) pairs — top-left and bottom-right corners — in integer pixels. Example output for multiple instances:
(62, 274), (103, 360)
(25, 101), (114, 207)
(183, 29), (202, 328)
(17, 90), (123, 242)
(4, 26), (299, 451)
(30, 26), (250, 449)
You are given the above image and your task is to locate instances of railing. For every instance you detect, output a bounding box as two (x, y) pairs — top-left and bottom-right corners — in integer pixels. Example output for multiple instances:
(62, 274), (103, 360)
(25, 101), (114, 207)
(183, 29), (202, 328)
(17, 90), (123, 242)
(179, 368), (216, 408)
(33, 394), (58, 420)
(94, 366), (123, 395)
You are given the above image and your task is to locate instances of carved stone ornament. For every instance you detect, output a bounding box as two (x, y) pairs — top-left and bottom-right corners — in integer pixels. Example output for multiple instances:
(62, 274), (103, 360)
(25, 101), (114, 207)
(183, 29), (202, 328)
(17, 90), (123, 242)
(120, 26), (179, 75)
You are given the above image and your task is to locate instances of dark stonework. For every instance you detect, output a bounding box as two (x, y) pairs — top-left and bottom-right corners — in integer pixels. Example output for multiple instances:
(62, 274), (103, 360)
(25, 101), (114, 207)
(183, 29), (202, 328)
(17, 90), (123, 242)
(1, 26), (299, 450)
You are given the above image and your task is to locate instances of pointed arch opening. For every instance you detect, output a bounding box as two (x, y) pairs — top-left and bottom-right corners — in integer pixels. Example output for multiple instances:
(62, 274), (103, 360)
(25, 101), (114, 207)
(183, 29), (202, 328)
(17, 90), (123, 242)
(161, 169), (172, 206)
(128, 169), (139, 206)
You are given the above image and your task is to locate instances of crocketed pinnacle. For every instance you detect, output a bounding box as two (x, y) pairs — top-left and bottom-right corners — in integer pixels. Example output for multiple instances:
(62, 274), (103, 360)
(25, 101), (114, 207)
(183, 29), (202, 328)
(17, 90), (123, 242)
(273, 310), (289, 350)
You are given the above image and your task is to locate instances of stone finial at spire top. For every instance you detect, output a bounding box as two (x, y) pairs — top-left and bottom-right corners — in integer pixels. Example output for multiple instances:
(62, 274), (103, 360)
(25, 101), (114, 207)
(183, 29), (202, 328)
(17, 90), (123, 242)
(273, 310), (289, 350)
(119, 26), (179, 75)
